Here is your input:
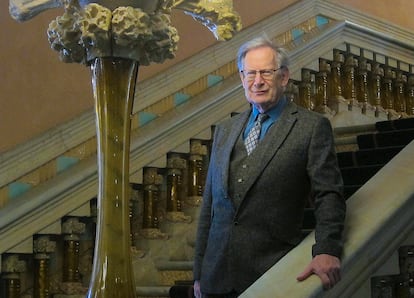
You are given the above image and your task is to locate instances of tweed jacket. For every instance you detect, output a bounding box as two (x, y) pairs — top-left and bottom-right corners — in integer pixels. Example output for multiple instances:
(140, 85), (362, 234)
(193, 100), (346, 294)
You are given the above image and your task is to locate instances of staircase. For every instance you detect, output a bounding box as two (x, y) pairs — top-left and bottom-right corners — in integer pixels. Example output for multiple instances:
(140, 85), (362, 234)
(1, 1), (414, 297)
(338, 118), (414, 199)
(156, 116), (414, 298)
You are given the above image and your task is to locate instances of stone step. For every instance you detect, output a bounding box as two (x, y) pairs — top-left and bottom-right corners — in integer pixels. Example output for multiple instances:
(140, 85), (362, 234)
(337, 145), (404, 168)
(341, 164), (384, 186)
(136, 286), (171, 298)
(357, 128), (414, 149)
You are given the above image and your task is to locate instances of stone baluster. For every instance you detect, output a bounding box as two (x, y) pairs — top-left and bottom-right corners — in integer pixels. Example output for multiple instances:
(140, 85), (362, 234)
(142, 167), (161, 230)
(187, 140), (208, 206)
(61, 218), (85, 283)
(129, 183), (142, 247)
(400, 245), (414, 296)
(129, 184), (146, 257)
(140, 167), (167, 239)
(330, 50), (345, 102)
(1, 255), (26, 298)
(370, 61), (384, 117)
(382, 60), (395, 118)
(314, 59), (331, 114)
(33, 236), (56, 298)
(298, 69), (315, 111)
(285, 80), (299, 105)
(165, 153), (192, 223)
(371, 276), (396, 297)
(59, 217), (87, 296)
(407, 69), (414, 116)
(394, 67), (407, 116)
(343, 53), (357, 111)
(166, 153), (185, 214)
(399, 245), (414, 277)
(356, 52), (371, 115)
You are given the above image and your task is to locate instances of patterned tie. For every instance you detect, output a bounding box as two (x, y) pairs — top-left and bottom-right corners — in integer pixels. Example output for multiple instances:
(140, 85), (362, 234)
(244, 113), (269, 155)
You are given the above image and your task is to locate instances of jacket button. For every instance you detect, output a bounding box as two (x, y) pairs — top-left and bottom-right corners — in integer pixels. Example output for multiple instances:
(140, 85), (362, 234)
(234, 221), (239, 226)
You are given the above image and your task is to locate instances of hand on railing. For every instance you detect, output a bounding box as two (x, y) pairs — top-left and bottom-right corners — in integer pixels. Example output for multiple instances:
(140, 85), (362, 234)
(296, 254), (341, 290)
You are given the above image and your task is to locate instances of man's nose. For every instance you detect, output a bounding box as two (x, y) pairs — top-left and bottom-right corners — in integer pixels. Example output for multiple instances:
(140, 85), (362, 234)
(253, 72), (265, 84)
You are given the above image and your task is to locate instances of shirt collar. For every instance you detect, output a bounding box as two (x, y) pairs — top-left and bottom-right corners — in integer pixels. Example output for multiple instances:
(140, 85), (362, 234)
(251, 96), (287, 122)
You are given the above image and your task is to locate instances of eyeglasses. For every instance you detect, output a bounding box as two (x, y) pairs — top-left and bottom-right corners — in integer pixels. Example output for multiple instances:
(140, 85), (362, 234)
(240, 67), (283, 81)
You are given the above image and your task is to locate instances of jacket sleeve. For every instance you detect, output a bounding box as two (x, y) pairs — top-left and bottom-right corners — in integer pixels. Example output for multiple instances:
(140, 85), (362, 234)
(307, 116), (346, 258)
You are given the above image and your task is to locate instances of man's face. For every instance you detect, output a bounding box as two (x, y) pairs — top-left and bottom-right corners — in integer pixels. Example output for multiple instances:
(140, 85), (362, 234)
(240, 46), (290, 113)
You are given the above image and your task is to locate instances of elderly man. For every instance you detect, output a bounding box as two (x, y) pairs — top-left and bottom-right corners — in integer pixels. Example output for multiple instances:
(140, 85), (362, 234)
(193, 35), (346, 298)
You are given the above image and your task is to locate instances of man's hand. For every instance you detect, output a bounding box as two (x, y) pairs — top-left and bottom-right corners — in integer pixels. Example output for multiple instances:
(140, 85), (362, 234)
(296, 254), (341, 289)
(194, 280), (202, 298)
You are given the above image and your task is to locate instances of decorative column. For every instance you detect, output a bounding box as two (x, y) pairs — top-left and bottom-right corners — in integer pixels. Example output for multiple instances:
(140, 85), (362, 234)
(187, 140), (208, 206)
(356, 54), (370, 115)
(314, 59), (331, 114)
(9, 1), (242, 297)
(1, 255), (26, 298)
(407, 71), (414, 116)
(140, 167), (168, 240)
(394, 68), (407, 116)
(298, 69), (315, 111)
(33, 236), (56, 298)
(59, 217), (86, 296)
(285, 80), (299, 106)
(129, 183), (141, 248)
(343, 54), (357, 111)
(371, 276), (395, 298)
(142, 167), (162, 231)
(165, 153), (191, 223)
(382, 61), (395, 114)
(397, 246), (414, 297)
(370, 61), (384, 117)
(127, 183), (146, 259)
(330, 50), (345, 103)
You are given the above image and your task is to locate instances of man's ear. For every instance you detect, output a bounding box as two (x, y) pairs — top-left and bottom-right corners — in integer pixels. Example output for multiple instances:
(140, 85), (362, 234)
(281, 68), (290, 86)
(239, 72), (247, 88)
(239, 71), (244, 83)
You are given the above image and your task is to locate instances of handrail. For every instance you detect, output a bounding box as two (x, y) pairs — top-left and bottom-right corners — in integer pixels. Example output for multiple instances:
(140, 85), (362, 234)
(241, 141), (414, 298)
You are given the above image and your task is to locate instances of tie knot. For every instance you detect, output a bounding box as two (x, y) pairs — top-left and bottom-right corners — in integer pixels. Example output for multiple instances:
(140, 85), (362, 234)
(257, 113), (269, 123)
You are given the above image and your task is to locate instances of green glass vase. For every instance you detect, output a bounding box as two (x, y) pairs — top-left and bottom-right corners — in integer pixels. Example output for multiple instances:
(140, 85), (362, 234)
(87, 57), (138, 298)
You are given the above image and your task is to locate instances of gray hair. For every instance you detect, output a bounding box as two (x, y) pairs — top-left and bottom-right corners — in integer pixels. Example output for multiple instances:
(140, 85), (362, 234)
(236, 35), (290, 71)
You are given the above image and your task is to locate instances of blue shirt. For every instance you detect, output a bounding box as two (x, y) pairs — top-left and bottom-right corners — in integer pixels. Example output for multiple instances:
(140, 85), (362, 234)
(243, 96), (287, 141)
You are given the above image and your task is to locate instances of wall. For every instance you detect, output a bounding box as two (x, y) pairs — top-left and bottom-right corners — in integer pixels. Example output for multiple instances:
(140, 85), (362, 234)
(0, 0), (413, 154)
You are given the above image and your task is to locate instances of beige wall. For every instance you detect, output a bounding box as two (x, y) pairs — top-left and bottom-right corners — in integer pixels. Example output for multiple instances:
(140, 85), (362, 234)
(331, 0), (414, 31)
(0, 0), (412, 154)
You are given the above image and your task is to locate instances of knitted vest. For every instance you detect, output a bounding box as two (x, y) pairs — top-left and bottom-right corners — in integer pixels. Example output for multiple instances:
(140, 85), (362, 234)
(228, 131), (260, 209)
